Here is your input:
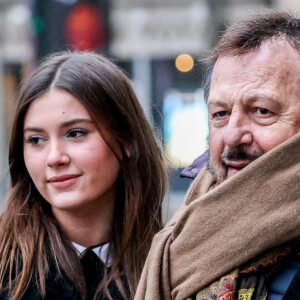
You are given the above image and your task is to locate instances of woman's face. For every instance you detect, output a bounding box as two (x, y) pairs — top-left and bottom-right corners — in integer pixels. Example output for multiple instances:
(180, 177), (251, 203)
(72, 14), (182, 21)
(23, 89), (120, 217)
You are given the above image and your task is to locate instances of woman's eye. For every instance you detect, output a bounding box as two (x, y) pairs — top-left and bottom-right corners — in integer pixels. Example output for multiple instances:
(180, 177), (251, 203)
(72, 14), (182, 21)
(67, 129), (88, 138)
(25, 136), (45, 146)
(213, 111), (229, 118)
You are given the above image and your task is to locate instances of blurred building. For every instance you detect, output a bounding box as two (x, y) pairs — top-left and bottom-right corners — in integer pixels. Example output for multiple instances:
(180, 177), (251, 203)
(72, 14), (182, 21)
(0, 0), (33, 207)
(0, 0), (299, 215)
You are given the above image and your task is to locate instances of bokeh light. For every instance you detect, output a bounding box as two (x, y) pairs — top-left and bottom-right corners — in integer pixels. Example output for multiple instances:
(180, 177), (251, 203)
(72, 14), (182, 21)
(175, 54), (194, 72)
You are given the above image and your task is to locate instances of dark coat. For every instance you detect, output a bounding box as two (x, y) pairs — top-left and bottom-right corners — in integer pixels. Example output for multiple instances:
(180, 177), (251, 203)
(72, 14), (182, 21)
(0, 257), (126, 300)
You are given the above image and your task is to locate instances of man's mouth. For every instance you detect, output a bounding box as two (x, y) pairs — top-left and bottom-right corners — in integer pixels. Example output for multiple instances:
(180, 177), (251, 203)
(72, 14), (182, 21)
(226, 161), (249, 169)
(208, 146), (264, 183)
(225, 161), (249, 176)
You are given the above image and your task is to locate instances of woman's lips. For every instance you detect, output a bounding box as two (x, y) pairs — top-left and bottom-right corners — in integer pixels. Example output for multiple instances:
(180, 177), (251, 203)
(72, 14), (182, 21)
(47, 174), (81, 189)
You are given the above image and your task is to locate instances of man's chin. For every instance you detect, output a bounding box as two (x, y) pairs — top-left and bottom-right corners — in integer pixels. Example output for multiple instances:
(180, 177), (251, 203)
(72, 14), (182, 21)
(207, 160), (227, 184)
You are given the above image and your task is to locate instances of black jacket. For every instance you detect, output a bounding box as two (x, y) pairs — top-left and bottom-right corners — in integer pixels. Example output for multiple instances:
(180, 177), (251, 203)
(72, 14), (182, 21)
(0, 258), (126, 300)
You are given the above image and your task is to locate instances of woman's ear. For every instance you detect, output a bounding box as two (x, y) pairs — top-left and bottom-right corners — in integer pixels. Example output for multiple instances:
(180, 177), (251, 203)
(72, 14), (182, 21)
(125, 140), (139, 159)
(125, 147), (131, 158)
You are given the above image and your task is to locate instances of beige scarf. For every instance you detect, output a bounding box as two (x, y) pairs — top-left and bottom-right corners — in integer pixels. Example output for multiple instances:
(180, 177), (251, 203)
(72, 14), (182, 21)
(135, 132), (300, 300)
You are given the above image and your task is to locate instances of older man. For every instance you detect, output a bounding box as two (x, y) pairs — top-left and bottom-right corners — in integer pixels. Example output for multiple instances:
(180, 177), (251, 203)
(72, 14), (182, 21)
(136, 11), (300, 300)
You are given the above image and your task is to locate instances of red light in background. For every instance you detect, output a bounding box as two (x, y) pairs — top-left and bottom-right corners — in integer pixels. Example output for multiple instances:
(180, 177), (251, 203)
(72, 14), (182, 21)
(65, 3), (104, 51)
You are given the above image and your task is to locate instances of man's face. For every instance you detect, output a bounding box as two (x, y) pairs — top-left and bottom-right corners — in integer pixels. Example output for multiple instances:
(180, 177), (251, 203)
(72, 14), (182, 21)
(208, 40), (300, 183)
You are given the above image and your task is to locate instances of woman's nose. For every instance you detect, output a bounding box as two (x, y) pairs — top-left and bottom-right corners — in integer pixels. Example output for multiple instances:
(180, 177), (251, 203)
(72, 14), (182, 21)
(46, 141), (70, 167)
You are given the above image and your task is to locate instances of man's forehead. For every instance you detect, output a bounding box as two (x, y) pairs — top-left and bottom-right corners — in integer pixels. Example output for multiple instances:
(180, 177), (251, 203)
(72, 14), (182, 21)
(217, 40), (298, 70)
(209, 40), (300, 98)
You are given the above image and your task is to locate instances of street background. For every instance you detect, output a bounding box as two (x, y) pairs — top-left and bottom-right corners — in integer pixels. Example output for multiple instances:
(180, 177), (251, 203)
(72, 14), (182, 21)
(0, 0), (299, 221)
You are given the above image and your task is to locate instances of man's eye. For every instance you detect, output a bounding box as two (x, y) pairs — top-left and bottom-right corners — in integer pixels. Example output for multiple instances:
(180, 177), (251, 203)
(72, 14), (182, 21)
(67, 128), (88, 138)
(213, 111), (229, 118)
(25, 136), (45, 146)
(255, 108), (272, 116)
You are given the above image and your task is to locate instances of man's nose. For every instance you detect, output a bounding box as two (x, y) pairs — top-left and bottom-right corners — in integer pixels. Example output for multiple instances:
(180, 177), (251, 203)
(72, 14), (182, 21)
(46, 141), (70, 167)
(223, 111), (252, 147)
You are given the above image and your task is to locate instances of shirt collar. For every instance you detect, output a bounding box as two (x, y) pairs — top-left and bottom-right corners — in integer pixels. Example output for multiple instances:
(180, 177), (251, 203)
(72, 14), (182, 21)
(72, 242), (112, 267)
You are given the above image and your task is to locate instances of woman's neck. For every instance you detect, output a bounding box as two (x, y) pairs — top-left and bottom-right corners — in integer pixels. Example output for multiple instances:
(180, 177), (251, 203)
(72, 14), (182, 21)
(52, 193), (116, 247)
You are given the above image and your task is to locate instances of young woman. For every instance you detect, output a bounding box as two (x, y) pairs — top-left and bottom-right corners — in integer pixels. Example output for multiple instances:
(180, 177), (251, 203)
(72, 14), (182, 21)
(0, 52), (167, 300)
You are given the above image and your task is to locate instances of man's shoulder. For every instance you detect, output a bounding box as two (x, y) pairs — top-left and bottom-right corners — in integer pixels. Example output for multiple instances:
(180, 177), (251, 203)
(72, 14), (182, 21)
(180, 151), (210, 179)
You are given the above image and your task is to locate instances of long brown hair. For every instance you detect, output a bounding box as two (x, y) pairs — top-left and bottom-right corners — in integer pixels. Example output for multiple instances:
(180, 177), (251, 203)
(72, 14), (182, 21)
(0, 51), (167, 299)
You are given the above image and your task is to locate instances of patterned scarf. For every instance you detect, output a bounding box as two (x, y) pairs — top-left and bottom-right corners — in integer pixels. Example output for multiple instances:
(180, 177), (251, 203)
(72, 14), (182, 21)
(195, 240), (300, 300)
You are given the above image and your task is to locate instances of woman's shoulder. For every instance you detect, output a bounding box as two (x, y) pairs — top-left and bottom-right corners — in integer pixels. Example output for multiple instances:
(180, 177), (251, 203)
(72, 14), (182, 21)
(0, 260), (79, 300)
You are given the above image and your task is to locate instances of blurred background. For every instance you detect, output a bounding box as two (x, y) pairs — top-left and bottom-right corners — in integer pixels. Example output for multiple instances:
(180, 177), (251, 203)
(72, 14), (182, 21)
(0, 0), (299, 219)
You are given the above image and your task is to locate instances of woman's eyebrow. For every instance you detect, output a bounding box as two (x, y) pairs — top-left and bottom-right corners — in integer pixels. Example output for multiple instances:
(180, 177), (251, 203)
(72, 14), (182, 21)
(60, 118), (93, 128)
(23, 127), (44, 134)
(23, 118), (93, 133)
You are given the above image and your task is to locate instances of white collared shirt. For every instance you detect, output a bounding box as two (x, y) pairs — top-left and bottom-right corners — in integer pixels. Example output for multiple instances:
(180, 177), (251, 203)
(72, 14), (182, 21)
(72, 242), (112, 267)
